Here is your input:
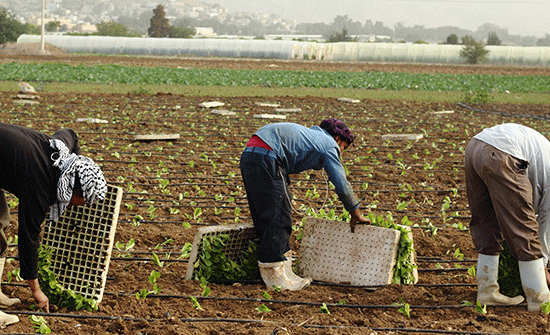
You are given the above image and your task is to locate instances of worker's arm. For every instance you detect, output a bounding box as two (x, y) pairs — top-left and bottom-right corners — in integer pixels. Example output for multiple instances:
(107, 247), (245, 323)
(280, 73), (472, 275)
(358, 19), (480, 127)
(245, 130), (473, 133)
(27, 278), (49, 313)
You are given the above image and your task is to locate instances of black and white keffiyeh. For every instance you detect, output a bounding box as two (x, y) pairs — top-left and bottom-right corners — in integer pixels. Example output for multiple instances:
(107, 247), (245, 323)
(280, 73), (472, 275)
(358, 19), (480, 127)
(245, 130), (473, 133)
(49, 139), (107, 222)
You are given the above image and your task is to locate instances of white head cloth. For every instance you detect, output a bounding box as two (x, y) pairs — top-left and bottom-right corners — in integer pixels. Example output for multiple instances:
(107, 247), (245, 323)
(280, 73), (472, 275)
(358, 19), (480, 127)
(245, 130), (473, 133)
(49, 139), (107, 221)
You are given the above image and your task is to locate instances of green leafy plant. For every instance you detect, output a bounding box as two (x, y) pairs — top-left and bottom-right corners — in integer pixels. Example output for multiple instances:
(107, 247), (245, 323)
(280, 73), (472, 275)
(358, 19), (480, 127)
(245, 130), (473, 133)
(190, 296), (203, 310)
(497, 241), (523, 297)
(115, 238), (135, 258)
(29, 315), (51, 334)
(37, 246), (98, 311)
(320, 303), (330, 314)
(255, 304), (272, 313)
(462, 300), (487, 314)
(193, 234), (260, 282)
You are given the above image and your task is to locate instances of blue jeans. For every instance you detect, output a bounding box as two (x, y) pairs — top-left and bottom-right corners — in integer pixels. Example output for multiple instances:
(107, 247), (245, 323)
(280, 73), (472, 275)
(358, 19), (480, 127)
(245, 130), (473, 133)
(240, 147), (291, 263)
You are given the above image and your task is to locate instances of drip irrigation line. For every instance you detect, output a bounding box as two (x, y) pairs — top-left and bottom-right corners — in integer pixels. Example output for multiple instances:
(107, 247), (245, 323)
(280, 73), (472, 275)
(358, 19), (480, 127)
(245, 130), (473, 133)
(102, 291), (513, 312)
(418, 268), (467, 272)
(110, 256), (187, 263)
(418, 259), (475, 264)
(7, 309), (520, 335)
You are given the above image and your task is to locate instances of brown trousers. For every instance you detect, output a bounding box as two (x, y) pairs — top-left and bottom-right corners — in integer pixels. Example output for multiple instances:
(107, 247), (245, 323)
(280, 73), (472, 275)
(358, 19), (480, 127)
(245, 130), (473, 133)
(464, 138), (542, 261)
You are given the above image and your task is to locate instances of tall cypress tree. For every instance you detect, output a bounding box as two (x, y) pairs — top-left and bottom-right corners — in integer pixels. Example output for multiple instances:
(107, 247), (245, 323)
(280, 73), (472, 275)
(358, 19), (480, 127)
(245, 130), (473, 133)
(147, 5), (170, 38)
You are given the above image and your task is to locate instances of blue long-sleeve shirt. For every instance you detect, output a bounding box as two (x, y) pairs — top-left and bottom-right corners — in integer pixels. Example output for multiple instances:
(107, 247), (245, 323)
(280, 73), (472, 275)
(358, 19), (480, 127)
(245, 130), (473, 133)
(255, 123), (361, 212)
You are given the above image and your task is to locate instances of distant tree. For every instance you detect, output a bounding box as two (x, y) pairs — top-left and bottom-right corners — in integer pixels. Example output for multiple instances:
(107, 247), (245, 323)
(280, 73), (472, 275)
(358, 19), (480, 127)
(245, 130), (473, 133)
(459, 35), (490, 64)
(168, 25), (195, 38)
(148, 5), (171, 37)
(537, 34), (550, 46)
(0, 7), (27, 43)
(487, 32), (501, 45)
(326, 27), (356, 42)
(45, 20), (61, 32)
(96, 21), (139, 37)
(413, 40), (428, 44)
(446, 33), (459, 45)
(24, 23), (40, 35)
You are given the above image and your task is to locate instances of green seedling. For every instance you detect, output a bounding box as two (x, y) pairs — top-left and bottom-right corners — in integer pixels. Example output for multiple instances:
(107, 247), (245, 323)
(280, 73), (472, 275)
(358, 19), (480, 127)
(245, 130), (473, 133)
(320, 303), (330, 314)
(399, 303), (411, 318)
(255, 304), (271, 313)
(200, 277), (211, 297)
(29, 315), (51, 334)
(178, 242), (193, 260)
(462, 300), (487, 314)
(151, 253), (165, 267)
(154, 238), (174, 250)
(261, 291), (272, 300)
(115, 238), (135, 258)
(190, 296), (203, 310)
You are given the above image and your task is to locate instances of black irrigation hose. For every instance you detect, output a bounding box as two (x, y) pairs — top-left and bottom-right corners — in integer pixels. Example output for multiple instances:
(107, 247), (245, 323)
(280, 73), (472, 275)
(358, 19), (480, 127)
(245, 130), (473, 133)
(103, 291), (522, 313)
(4, 310), (522, 335)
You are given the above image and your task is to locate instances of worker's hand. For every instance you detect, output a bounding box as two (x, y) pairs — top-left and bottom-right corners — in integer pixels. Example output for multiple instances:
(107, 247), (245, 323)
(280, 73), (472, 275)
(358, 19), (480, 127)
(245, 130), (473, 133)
(349, 208), (370, 233)
(27, 278), (50, 313)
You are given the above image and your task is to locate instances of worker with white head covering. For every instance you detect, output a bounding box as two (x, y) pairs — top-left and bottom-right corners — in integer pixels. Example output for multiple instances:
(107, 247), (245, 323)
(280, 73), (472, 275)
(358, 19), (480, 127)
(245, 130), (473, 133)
(0, 123), (107, 327)
(465, 123), (550, 311)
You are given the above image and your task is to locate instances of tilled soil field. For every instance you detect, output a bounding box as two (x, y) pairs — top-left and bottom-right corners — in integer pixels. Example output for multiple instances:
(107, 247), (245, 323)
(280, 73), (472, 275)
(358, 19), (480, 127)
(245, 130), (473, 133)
(1, 52), (550, 335)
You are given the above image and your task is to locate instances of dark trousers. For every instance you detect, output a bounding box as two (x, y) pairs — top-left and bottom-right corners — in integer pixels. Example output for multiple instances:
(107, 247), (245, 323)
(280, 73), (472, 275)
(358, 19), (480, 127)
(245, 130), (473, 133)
(240, 147), (291, 263)
(465, 138), (542, 261)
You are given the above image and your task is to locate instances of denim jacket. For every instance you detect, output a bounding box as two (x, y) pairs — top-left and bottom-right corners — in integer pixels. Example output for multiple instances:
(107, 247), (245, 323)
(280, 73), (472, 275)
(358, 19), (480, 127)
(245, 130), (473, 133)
(255, 123), (361, 212)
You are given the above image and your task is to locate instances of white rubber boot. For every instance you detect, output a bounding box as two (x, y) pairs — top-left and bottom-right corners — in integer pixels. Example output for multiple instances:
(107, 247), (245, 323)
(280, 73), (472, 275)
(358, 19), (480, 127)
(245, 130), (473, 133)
(283, 251), (312, 285)
(519, 258), (550, 311)
(476, 254), (524, 306)
(0, 310), (19, 327)
(258, 261), (311, 291)
(0, 258), (20, 308)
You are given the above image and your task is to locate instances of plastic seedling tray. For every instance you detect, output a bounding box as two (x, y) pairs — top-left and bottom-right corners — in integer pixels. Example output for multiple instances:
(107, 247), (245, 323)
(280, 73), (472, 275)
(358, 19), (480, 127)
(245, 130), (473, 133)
(186, 224), (257, 280)
(297, 217), (409, 286)
(41, 184), (122, 303)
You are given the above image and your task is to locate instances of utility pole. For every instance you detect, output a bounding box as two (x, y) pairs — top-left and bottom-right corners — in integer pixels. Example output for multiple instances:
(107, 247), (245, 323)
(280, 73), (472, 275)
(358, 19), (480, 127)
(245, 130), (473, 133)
(40, 0), (45, 53)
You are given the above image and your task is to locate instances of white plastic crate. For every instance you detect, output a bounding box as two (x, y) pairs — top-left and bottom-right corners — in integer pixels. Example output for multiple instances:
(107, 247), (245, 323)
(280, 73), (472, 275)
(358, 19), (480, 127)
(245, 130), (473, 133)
(41, 184), (122, 303)
(297, 217), (414, 286)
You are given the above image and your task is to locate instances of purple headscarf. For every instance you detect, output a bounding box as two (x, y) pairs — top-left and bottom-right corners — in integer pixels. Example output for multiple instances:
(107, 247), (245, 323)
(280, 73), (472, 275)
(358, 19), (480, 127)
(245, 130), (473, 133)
(319, 118), (356, 145)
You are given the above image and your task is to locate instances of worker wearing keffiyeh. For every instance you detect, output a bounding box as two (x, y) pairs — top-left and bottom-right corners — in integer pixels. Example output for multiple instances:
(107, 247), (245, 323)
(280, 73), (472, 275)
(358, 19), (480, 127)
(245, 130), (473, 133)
(0, 122), (106, 326)
(240, 119), (370, 292)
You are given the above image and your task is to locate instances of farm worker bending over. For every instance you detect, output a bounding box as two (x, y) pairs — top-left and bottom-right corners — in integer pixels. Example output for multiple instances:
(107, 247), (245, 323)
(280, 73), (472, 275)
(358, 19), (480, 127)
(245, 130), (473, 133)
(0, 123), (107, 326)
(240, 119), (370, 291)
(465, 123), (550, 311)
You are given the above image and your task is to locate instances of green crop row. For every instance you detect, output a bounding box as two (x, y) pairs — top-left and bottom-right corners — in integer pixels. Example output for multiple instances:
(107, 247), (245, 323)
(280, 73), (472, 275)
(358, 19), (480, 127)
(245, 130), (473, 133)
(2, 62), (549, 93)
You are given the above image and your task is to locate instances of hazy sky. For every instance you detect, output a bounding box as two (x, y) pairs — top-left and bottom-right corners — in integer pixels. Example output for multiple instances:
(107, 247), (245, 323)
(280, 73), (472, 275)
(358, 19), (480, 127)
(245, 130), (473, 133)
(210, 0), (549, 37)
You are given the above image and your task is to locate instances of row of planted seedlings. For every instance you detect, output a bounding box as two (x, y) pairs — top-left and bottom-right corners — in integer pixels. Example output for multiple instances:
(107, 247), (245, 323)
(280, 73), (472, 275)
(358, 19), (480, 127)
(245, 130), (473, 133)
(2, 93), (531, 333)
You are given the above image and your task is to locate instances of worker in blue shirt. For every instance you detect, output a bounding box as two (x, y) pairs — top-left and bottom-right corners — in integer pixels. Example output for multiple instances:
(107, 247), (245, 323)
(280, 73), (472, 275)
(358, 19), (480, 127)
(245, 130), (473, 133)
(240, 119), (369, 291)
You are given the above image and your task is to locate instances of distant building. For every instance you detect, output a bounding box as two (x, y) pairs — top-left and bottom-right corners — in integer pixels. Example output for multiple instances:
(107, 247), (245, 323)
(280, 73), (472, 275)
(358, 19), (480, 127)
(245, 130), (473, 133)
(77, 22), (98, 34)
(194, 27), (215, 37)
